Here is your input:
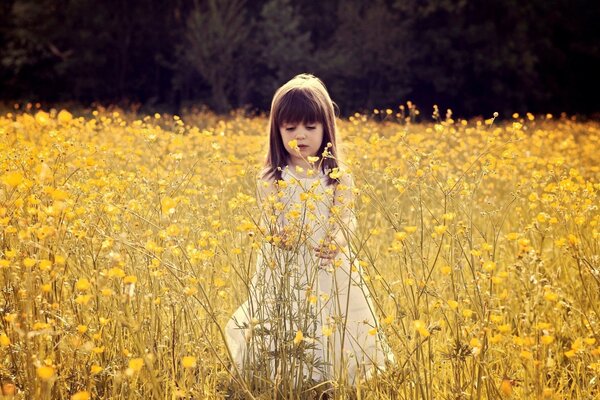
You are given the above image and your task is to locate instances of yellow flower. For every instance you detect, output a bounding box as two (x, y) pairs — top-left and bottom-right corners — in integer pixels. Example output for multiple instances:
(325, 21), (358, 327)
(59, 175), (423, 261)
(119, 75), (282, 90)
(293, 330), (304, 345)
(506, 232), (519, 241)
(447, 300), (459, 309)
(57, 109), (73, 123)
(0, 333), (10, 347)
(107, 267), (126, 278)
(500, 378), (513, 396)
(541, 335), (554, 345)
(75, 278), (91, 291)
(414, 320), (430, 337)
(434, 225), (447, 235)
(71, 391), (90, 400)
(490, 314), (503, 324)
(182, 356), (197, 368)
(520, 350), (533, 360)
(1, 172), (24, 187)
(39, 259), (52, 271)
(442, 212), (455, 221)
(482, 260), (496, 272)
(544, 291), (558, 302)
(90, 365), (103, 374)
(469, 338), (481, 348)
(404, 226), (417, 233)
(23, 257), (37, 268)
(75, 295), (91, 305)
(441, 265), (452, 275)
(564, 349), (577, 358)
(287, 139), (298, 150)
(394, 231), (408, 241)
(161, 196), (177, 215)
(322, 326), (333, 337)
(489, 334), (503, 344)
(128, 357), (144, 372)
(37, 365), (55, 381)
(328, 168), (342, 179)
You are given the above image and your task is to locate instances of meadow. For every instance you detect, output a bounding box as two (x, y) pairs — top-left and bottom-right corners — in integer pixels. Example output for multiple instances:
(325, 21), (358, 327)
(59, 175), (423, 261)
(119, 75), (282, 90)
(0, 105), (598, 399)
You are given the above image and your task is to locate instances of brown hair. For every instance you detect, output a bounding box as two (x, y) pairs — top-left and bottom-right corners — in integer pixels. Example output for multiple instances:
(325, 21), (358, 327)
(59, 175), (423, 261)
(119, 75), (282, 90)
(263, 73), (339, 185)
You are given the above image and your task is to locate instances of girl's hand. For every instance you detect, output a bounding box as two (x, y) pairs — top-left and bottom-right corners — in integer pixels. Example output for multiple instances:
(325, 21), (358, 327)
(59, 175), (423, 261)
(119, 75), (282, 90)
(313, 240), (340, 262)
(268, 230), (294, 251)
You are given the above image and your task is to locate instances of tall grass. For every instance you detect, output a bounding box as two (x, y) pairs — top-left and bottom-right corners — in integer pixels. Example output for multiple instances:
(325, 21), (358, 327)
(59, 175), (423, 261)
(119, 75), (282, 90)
(0, 107), (598, 399)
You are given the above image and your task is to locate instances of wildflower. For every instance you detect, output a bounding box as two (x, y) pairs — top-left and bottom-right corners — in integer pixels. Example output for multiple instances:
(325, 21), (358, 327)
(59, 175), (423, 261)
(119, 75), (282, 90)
(482, 260), (496, 272)
(107, 267), (126, 278)
(57, 110), (73, 123)
(543, 291), (558, 302)
(182, 356), (197, 368)
(520, 350), (533, 360)
(37, 365), (55, 381)
(414, 320), (430, 337)
(1, 172), (24, 188)
(499, 378), (513, 396)
(71, 391), (90, 400)
(23, 258), (37, 268)
(161, 196), (177, 215)
(38, 259), (52, 271)
(90, 365), (103, 374)
(0, 333), (10, 347)
(126, 358), (144, 375)
(541, 335), (554, 345)
(434, 225), (447, 235)
(293, 330), (304, 345)
(75, 278), (91, 291)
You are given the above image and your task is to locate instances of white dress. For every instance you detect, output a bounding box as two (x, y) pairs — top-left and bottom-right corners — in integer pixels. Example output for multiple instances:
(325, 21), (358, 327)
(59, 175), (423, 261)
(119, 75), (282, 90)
(225, 167), (393, 386)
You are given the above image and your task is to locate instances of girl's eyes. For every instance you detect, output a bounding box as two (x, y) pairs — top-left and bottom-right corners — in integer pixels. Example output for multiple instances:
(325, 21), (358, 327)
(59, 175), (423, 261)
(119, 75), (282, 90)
(284, 125), (316, 131)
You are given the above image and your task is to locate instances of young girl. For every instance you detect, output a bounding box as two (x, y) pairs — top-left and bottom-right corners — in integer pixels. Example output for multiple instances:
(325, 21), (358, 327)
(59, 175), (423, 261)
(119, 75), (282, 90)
(225, 74), (393, 389)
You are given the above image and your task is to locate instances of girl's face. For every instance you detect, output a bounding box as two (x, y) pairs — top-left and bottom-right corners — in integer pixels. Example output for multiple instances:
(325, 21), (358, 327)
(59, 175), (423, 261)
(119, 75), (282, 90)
(280, 121), (324, 166)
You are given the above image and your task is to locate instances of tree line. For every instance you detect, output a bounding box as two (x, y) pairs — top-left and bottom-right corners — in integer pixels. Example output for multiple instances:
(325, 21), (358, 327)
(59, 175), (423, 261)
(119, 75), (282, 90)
(1, 0), (598, 117)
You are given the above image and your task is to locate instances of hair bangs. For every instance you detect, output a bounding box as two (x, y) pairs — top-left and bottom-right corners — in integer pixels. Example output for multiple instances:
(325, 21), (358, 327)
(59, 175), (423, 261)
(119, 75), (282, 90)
(275, 89), (323, 127)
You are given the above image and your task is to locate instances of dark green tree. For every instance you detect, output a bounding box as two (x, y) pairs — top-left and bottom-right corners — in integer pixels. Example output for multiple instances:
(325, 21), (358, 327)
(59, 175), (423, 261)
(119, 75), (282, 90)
(184, 0), (251, 112)
(318, 0), (413, 112)
(257, 0), (313, 93)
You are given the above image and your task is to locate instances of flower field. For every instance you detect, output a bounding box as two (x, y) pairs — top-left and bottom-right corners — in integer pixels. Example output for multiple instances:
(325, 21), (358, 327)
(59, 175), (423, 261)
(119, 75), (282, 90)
(0, 106), (599, 399)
